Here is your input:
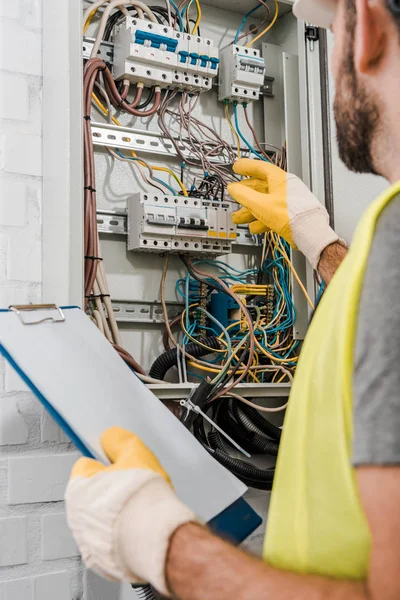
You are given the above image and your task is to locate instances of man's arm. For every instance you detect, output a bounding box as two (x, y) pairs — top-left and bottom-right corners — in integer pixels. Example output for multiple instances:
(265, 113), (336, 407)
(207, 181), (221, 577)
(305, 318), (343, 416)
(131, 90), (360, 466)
(166, 467), (400, 600)
(317, 241), (348, 284)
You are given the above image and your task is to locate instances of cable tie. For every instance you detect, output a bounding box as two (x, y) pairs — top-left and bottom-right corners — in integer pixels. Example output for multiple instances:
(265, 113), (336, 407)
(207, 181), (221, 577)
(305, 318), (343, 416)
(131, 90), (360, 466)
(85, 293), (111, 299)
(84, 185), (97, 193)
(83, 115), (92, 121)
(85, 255), (104, 262)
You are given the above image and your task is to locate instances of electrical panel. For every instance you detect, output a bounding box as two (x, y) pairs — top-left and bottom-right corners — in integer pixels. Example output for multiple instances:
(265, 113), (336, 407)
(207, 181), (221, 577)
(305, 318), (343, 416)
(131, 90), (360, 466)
(218, 44), (265, 103)
(114, 17), (220, 91)
(127, 192), (237, 255)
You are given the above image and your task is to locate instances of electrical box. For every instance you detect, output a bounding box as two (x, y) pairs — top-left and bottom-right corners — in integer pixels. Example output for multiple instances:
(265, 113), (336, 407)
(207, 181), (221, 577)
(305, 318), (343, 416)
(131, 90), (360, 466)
(218, 44), (265, 103)
(114, 16), (219, 91)
(127, 192), (237, 255)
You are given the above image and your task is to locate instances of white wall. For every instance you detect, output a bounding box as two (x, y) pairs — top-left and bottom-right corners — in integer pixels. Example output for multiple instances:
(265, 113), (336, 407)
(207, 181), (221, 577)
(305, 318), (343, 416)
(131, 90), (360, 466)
(0, 0), (85, 597)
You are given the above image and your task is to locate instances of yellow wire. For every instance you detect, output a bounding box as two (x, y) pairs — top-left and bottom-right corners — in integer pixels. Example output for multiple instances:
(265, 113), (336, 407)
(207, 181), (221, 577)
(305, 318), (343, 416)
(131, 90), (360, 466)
(180, 306), (228, 354)
(224, 103), (241, 160)
(192, 0), (202, 34)
(91, 93), (188, 196)
(272, 232), (315, 309)
(83, 7), (98, 34)
(186, 0), (193, 31)
(246, 0), (279, 48)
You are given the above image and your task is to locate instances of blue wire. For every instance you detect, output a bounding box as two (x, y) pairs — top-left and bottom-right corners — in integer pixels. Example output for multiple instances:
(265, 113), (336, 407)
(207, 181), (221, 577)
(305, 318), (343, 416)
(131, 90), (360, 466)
(169, 0), (184, 31)
(115, 150), (178, 195)
(153, 177), (177, 195)
(233, 105), (271, 163)
(234, 4), (263, 43)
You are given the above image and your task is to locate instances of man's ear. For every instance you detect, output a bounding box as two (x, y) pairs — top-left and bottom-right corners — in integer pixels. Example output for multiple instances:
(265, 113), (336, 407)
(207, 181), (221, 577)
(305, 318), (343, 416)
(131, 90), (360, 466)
(354, 0), (388, 73)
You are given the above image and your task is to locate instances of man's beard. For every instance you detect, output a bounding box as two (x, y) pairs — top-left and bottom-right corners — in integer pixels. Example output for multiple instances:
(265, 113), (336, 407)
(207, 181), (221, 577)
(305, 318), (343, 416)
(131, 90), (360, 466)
(333, 30), (381, 174)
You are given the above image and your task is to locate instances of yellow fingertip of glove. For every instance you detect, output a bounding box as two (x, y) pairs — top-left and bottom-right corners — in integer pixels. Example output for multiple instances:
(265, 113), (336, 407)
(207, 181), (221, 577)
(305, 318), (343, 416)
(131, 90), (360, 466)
(102, 426), (172, 485)
(71, 457), (106, 479)
(249, 221), (269, 235)
(100, 425), (136, 460)
(232, 206), (254, 225)
(232, 158), (255, 174)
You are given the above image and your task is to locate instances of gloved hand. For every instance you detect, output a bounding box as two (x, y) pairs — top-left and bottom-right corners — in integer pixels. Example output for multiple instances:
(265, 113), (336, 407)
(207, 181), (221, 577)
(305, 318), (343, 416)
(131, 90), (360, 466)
(65, 427), (196, 596)
(228, 159), (340, 269)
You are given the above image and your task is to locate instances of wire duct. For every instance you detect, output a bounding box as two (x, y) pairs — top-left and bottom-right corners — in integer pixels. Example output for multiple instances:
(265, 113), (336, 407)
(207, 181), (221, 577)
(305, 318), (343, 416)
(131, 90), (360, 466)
(149, 336), (221, 380)
(237, 403), (282, 441)
(193, 397), (280, 490)
(132, 584), (158, 600)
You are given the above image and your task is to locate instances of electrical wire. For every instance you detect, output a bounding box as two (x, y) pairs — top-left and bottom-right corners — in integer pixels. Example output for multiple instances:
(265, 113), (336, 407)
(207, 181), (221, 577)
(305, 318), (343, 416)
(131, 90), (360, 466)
(233, 103), (271, 162)
(91, 88), (188, 196)
(246, 0), (279, 47)
(90, 1), (158, 58)
(224, 102), (241, 160)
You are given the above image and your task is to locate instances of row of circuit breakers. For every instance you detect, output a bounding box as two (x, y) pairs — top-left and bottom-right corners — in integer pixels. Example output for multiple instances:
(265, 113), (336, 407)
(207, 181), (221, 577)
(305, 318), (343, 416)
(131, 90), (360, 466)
(114, 16), (266, 100)
(127, 193), (256, 255)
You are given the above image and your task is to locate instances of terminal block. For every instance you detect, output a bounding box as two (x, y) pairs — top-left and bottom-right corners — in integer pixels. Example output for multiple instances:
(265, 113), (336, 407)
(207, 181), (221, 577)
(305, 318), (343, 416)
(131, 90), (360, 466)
(127, 193), (237, 255)
(114, 17), (219, 92)
(218, 44), (265, 103)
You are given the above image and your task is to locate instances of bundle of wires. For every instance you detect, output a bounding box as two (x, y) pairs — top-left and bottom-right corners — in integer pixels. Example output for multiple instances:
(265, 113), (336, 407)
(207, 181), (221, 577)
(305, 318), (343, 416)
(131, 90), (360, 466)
(83, 0), (298, 493)
(163, 235), (304, 390)
(193, 395), (281, 490)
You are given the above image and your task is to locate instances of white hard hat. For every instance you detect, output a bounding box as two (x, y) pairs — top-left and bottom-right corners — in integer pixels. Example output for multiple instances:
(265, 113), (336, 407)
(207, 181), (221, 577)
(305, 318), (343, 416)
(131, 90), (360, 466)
(293, 0), (337, 28)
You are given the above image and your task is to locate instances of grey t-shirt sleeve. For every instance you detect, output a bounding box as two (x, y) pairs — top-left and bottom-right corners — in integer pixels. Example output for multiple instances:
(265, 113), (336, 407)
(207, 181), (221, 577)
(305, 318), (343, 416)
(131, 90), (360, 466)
(352, 194), (400, 466)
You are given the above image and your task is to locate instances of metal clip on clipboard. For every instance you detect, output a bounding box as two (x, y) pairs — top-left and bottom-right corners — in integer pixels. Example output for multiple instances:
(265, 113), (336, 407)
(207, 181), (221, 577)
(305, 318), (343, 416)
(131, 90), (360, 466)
(9, 304), (65, 326)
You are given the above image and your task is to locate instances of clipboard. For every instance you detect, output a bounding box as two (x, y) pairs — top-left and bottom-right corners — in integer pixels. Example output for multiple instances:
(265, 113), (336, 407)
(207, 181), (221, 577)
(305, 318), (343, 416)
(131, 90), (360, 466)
(0, 305), (261, 543)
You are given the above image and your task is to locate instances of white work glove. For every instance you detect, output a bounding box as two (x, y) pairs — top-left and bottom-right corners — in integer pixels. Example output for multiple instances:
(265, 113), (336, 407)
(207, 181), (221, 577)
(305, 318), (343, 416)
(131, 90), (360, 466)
(228, 159), (340, 269)
(65, 427), (196, 596)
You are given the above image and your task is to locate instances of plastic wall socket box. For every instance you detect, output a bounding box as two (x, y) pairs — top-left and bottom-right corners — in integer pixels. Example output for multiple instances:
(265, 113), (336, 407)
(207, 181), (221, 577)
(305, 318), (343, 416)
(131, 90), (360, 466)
(218, 44), (265, 103)
(114, 17), (219, 92)
(127, 193), (237, 256)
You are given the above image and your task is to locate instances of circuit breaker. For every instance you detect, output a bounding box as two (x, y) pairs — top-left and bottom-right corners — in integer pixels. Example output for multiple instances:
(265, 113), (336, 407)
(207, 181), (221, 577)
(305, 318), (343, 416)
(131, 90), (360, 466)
(218, 44), (265, 102)
(114, 16), (220, 91)
(127, 192), (237, 255)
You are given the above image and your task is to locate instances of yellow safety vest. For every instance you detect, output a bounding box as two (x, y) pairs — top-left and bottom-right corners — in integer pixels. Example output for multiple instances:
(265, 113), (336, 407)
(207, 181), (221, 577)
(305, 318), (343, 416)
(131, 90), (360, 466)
(264, 182), (400, 579)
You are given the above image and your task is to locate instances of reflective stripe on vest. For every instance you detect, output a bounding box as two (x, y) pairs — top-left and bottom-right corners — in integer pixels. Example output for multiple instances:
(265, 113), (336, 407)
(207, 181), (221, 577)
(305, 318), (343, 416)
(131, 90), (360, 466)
(263, 182), (400, 580)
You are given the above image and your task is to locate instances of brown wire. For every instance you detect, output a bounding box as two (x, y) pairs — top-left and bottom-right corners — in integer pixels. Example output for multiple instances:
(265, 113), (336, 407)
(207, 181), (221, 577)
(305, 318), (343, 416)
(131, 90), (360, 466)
(243, 105), (272, 161)
(102, 68), (161, 116)
(83, 58), (145, 374)
(163, 315), (182, 351)
(112, 344), (146, 375)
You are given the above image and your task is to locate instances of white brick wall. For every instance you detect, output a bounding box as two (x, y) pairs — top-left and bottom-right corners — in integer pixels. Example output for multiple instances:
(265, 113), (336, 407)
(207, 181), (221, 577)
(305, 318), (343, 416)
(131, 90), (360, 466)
(0, 2), (87, 598)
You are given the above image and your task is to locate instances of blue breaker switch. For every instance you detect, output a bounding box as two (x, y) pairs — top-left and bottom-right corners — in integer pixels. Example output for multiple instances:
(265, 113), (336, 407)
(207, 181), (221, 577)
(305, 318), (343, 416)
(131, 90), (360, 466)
(189, 52), (200, 66)
(210, 57), (220, 70)
(179, 50), (189, 64)
(199, 54), (209, 68)
(134, 30), (178, 53)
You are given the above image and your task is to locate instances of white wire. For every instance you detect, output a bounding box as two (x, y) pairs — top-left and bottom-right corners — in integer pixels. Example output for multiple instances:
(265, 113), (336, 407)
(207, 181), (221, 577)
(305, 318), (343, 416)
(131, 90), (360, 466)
(136, 373), (165, 384)
(226, 392), (289, 413)
(84, 1), (130, 32)
(93, 279), (113, 342)
(165, 0), (172, 26)
(92, 309), (105, 334)
(91, 0), (158, 57)
(96, 259), (123, 346)
(176, 343), (183, 384)
(181, 343), (188, 383)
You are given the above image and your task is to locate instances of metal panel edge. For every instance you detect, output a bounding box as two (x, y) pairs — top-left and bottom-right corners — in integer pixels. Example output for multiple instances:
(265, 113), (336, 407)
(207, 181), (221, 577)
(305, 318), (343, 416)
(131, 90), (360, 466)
(43, 0), (84, 306)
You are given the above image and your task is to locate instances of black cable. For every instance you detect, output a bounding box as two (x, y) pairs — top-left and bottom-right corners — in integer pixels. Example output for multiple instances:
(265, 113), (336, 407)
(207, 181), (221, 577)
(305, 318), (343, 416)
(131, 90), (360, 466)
(149, 336), (221, 380)
(136, 86), (155, 110)
(191, 396), (279, 489)
(104, 5), (179, 40)
(187, 18), (201, 35)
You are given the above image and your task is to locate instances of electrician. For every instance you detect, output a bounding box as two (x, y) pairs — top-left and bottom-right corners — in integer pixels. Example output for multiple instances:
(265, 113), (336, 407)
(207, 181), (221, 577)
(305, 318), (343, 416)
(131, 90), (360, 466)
(65, 0), (400, 597)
